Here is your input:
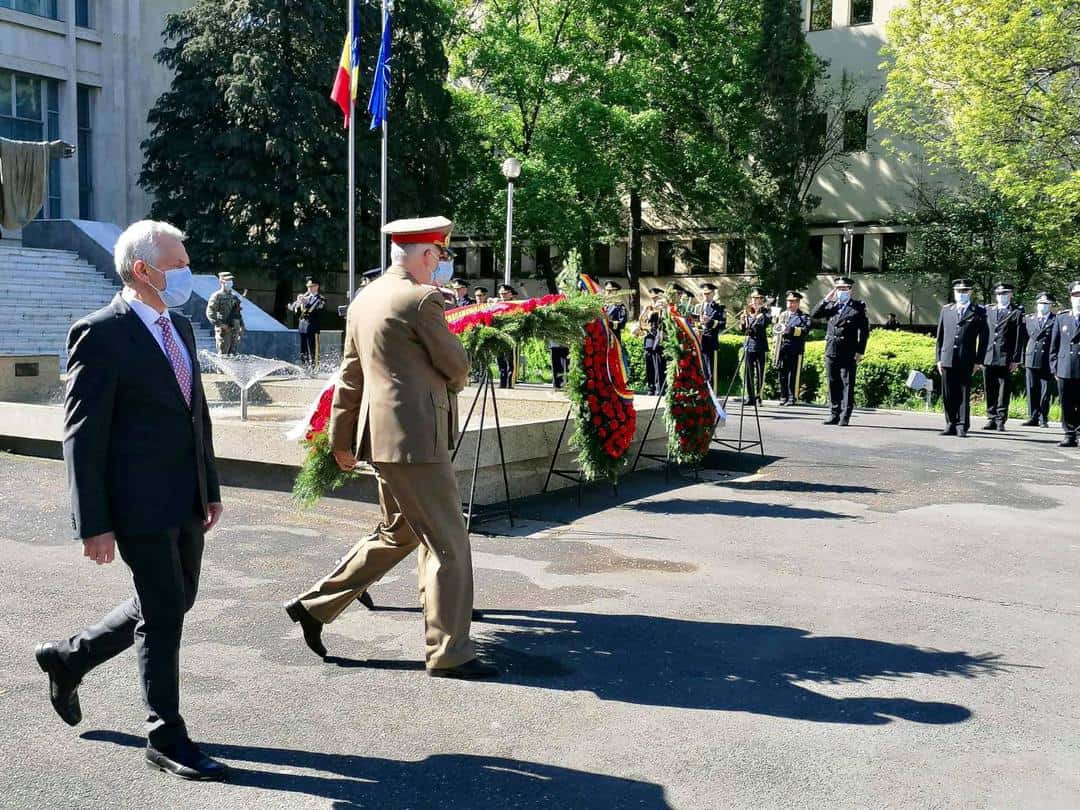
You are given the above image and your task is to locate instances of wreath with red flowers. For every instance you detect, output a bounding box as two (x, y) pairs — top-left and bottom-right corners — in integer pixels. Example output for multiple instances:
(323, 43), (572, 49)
(663, 308), (718, 464)
(291, 379), (359, 509)
(566, 318), (638, 481)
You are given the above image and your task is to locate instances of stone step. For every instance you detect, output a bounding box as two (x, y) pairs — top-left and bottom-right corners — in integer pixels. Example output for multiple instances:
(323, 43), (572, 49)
(0, 270), (110, 283)
(0, 258), (97, 269)
(0, 248), (82, 262)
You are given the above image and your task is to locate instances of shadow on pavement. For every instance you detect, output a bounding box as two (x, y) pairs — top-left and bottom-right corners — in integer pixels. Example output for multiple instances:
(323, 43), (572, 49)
(716, 480), (885, 495)
(80, 731), (671, 809)
(467, 610), (1000, 725)
(627, 497), (853, 520)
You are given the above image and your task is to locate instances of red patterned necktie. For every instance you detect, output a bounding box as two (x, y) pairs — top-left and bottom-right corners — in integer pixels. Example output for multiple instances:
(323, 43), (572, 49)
(155, 315), (193, 407)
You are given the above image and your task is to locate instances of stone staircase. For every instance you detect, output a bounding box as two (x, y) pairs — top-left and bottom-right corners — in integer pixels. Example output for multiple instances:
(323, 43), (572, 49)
(0, 241), (216, 368)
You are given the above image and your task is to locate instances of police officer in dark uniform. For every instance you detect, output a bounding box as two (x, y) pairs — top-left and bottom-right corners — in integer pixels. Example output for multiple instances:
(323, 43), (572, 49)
(1050, 281), (1080, 448)
(288, 277), (326, 367)
(811, 277), (869, 425)
(981, 282), (1024, 431)
(696, 283), (726, 385)
(603, 281), (628, 337)
(936, 278), (989, 437)
(451, 279), (473, 308)
(642, 287), (667, 395)
(775, 291), (811, 406)
(1019, 292), (1057, 427)
(496, 284), (518, 388)
(737, 288), (770, 407)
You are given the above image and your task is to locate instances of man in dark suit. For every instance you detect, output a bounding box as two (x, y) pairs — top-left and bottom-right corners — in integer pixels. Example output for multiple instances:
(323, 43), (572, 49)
(1019, 292), (1057, 427)
(981, 282), (1024, 430)
(288, 277), (326, 366)
(34, 221), (227, 781)
(737, 287), (771, 407)
(775, 291), (811, 406)
(696, 283), (726, 385)
(811, 277), (869, 426)
(936, 278), (989, 437)
(642, 287), (667, 395)
(1050, 281), (1080, 448)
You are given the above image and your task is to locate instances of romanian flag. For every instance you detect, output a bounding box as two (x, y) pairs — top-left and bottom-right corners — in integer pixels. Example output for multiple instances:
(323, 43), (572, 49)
(330, 1), (361, 126)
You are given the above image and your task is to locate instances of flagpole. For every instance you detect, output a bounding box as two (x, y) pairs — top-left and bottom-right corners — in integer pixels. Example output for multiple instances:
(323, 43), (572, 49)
(379, 0), (389, 271)
(346, 0), (356, 301)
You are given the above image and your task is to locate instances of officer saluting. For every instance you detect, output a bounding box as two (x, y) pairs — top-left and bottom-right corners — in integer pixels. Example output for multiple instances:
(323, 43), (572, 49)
(1049, 281), (1080, 448)
(811, 277), (869, 426)
(774, 291), (810, 406)
(1020, 292), (1057, 427)
(936, 278), (989, 437)
(982, 282), (1024, 431)
(696, 283), (726, 385)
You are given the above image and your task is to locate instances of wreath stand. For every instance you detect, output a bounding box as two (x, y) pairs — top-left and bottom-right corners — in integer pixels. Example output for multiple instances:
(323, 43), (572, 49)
(711, 341), (765, 456)
(629, 382), (705, 483)
(452, 369), (514, 532)
(541, 405), (619, 505)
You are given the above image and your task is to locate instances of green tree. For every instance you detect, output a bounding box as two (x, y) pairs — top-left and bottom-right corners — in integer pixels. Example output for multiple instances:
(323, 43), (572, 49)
(140, 0), (454, 318)
(876, 0), (1080, 265)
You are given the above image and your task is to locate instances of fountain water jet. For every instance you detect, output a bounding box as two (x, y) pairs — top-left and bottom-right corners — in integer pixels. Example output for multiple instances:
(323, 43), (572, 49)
(199, 351), (305, 420)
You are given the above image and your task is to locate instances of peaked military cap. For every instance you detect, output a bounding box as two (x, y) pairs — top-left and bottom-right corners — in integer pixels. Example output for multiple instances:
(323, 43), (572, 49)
(305, 277), (320, 286)
(832, 276), (855, 287)
(700, 282), (717, 292)
(1035, 291), (1055, 304)
(381, 216), (453, 246)
(951, 278), (974, 291)
(451, 279), (468, 289)
(993, 282), (1015, 294)
(749, 287), (766, 297)
(1070, 281), (1080, 295)
(217, 272), (234, 281)
(604, 281), (622, 291)
(785, 290), (803, 301)
(649, 287), (665, 295)
(473, 285), (489, 294)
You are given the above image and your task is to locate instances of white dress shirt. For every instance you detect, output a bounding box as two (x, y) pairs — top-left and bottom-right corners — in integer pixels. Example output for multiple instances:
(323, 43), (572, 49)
(122, 287), (193, 375)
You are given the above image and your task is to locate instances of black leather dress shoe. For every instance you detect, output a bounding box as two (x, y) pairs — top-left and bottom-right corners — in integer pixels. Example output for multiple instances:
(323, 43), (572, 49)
(356, 591), (375, 610)
(981, 421), (997, 431)
(428, 658), (499, 680)
(939, 427), (956, 436)
(1040, 420), (1050, 428)
(838, 418), (850, 426)
(1020, 418), (1040, 427)
(823, 417), (840, 426)
(283, 599), (327, 658)
(996, 423), (1006, 432)
(957, 427), (969, 438)
(1058, 438), (1079, 448)
(34, 642), (81, 726)
(146, 740), (229, 782)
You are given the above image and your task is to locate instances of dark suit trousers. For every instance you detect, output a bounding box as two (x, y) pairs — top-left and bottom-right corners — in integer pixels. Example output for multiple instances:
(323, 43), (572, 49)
(778, 352), (801, 403)
(941, 366), (973, 430)
(1025, 368), (1054, 421)
(700, 334), (719, 385)
(743, 351), (766, 404)
(824, 357), (856, 420)
(1059, 378), (1080, 439)
(57, 517), (204, 748)
(549, 346), (570, 389)
(497, 353), (514, 388)
(645, 346), (666, 395)
(300, 330), (318, 365)
(983, 365), (1012, 424)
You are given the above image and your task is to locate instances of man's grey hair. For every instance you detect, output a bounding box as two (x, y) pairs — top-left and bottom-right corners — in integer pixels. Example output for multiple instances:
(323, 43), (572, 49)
(390, 242), (434, 266)
(114, 220), (186, 284)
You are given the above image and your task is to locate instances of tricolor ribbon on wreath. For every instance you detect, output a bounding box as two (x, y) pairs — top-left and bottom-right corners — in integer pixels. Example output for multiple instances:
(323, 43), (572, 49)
(667, 305), (726, 427)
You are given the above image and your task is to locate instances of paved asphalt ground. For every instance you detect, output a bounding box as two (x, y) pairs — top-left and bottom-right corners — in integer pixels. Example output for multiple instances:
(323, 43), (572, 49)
(1, 403), (1078, 809)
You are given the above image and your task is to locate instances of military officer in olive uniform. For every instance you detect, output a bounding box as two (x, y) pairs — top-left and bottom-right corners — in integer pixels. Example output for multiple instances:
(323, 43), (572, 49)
(811, 277), (869, 425)
(642, 287), (668, 395)
(737, 288), (770, 407)
(288, 277), (327, 366)
(1019, 292), (1057, 427)
(1049, 281), (1080, 447)
(205, 272), (245, 355)
(774, 291), (811, 406)
(981, 282), (1024, 431)
(936, 278), (989, 437)
(696, 283), (726, 385)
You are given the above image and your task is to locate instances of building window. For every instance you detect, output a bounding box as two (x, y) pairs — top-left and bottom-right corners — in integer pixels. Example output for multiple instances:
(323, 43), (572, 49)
(77, 85), (94, 219)
(809, 0), (832, 31)
(593, 243), (610, 276)
(689, 239), (710, 272)
(805, 112), (827, 154)
(726, 239), (746, 274)
(480, 246), (494, 277)
(0, 70), (61, 218)
(841, 233), (864, 273)
(75, 0), (92, 28)
(658, 240), (676, 275)
(809, 235), (824, 270)
(881, 232), (907, 273)
(0, 1), (60, 21)
(843, 109), (868, 152)
(850, 0), (873, 25)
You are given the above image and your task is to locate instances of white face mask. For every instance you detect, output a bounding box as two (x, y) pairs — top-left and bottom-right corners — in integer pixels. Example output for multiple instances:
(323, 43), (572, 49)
(996, 294), (1011, 307)
(955, 291), (971, 305)
(223, 280), (234, 291)
(1036, 303), (1051, 316)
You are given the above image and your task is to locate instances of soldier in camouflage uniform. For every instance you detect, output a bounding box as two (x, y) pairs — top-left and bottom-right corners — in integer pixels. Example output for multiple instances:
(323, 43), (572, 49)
(205, 272), (245, 355)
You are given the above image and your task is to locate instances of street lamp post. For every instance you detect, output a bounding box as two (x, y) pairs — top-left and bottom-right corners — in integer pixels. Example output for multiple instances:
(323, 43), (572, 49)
(501, 157), (522, 287)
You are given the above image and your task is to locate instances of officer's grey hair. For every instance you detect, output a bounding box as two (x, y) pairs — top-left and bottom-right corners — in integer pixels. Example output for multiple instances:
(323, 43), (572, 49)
(114, 220), (186, 285)
(390, 242), (434, 266)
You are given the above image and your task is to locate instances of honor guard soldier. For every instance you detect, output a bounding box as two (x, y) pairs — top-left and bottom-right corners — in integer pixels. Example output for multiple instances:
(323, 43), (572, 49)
(774, 291), (811, 406)
(451, 279), (473, 308)
(737, 288), (770, 407)
(205, 272), (245, 355)
(696, 283), (726, 384)
(1049, 281), (1080, 447)
(1020, 292), (1057, 427)
(982, 282), (1024, 430)
(603, 281), (628, 338)
(288, 277), (326, 366)
(936, 278), (989, 437)
(811, 277), (869, 425)
(641, 288), (668, 395)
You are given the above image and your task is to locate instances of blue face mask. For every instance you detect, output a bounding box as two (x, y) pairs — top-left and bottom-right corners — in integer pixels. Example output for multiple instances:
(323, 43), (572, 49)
(432, 260), (454, 286)
(955, 291), (971, 305)
(147, 262), (194, 308)
(1036, 303), (1051, 316)
(996, 294), (1011, 307)
(836, 289), (851, 303)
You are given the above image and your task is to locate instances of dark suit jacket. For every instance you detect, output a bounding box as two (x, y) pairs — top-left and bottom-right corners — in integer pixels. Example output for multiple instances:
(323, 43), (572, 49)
(1050, 312), (1080, 379)
(1020, 313), (1056, 372)
(810, 298), (869, 363)
(936, 303), (989, 370)
(984, 304), (1024, 366)
(63, 293), (220, 540)
(739, 311), (771, 355)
